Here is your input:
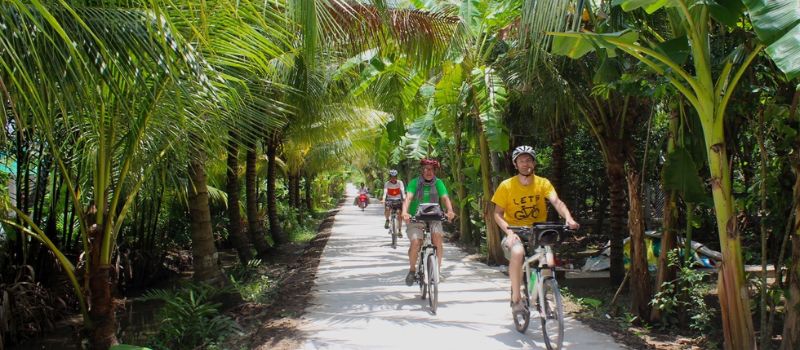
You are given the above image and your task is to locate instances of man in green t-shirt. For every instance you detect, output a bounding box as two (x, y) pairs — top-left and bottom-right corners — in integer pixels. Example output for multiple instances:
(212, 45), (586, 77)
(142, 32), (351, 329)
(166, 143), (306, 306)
(401, 158), (456, 286)
(491, 145), (579, 318)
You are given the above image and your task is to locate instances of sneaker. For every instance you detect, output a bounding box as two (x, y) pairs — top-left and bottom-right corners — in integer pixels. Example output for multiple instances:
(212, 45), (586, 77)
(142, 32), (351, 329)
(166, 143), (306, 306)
(384, 220), (390, 229)
(511, 300), (526, 316)
(405, 270), (416, 286)
(397, 230), (403, 238)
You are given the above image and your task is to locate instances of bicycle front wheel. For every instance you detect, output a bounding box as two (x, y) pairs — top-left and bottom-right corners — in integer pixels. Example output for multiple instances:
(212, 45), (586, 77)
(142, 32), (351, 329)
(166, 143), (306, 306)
(513, 269), (531, 333)
(427, 254), (438, 314)
(419, 259), (427, 299)
(540, 277), (564, 350)
(390, 216), (397, 249)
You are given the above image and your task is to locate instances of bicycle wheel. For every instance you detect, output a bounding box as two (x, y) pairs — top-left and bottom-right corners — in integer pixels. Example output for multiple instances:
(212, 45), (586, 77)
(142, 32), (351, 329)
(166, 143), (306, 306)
(513, 269), (531, 333)
(427, 254), (438, 314)
(419, 258), (427, 299)
(540, 277), (564, 350)
(390, 216), (397, 249)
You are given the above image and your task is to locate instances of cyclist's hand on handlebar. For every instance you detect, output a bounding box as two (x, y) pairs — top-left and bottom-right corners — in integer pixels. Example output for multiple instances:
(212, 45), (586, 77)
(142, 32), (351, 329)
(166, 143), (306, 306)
(445, 211), (456, 222)
(566, 218), (580, 230)
(402, 212), (411, 223)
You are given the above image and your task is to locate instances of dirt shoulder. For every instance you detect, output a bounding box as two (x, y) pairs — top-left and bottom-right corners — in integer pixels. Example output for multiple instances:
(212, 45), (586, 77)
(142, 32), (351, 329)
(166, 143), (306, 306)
(225, 207), (339, 350)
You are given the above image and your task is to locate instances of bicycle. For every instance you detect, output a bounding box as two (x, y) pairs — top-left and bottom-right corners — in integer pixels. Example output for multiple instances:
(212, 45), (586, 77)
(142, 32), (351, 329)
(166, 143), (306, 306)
(507, 223), (573, 350)
(411, 205), (445, 315)
(385, 199), (403, 249)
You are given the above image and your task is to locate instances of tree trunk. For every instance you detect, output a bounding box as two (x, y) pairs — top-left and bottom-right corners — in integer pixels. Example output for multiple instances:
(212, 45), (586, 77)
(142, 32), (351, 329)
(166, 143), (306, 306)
(626, 167), (652, 321)
(454, 113), (473, 246)
(479, 127), (503, 265)
(652, 109), (679, 322)
(304, 173), (314, 212)
(781, 227), (800, 350)
(246, 146), (270, 256)
(781, 88), (800, 350)
(226, 134), (253, 264)
(267, 136), (288, 245)
(187, 154), (226, 286)
(606, 152), (627, 285)
(706, 135), (755, 350)
(549, 131), (567, 221)
(87, 206), (118, 349)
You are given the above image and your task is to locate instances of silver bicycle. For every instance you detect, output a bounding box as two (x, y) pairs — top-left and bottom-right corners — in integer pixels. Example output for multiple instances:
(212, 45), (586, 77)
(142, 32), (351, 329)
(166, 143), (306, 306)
(411, 207), (445, 315)
(386, 199), (403, 249)
(507, 223), (572, 350)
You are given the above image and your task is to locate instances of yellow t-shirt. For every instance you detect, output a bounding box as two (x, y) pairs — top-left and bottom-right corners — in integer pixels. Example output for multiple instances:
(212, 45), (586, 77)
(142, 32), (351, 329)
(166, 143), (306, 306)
(491, 175), (555, 226)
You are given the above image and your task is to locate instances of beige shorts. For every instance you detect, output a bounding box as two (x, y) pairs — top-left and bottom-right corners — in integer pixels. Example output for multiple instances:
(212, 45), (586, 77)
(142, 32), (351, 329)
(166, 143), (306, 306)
(501, 236), (524, 260)
(406, 221), (443, 241)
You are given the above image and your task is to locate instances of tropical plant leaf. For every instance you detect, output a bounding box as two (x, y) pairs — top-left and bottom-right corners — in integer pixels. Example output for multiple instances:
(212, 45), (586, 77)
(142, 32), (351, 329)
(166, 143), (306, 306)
(550, 30), (639, 59)
(471, 66), (509, 152)
(742, 0), (800, 80)
(662, 147), (708, 204)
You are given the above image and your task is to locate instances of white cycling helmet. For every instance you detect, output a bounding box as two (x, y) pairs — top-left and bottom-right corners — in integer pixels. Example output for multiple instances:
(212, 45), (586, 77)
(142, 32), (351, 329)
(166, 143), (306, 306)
(388, 169), (398, 177)
(512, 145), (536, 163)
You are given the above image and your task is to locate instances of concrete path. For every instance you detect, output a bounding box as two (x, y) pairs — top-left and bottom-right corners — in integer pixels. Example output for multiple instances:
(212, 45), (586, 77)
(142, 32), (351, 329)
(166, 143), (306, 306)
(301, 185), (624, 349)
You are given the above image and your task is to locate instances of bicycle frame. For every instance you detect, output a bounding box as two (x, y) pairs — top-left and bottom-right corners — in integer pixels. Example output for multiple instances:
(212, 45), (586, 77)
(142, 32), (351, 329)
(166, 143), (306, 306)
(416, 220), (437, 284)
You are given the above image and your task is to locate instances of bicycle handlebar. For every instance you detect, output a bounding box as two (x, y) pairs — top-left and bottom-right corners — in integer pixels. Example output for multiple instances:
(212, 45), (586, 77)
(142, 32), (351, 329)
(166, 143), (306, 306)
(506, 222), (575, 247)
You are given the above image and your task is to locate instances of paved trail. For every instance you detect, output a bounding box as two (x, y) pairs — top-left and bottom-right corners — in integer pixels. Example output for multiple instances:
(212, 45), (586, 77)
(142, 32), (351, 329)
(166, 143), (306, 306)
(301, 185), (624, 349)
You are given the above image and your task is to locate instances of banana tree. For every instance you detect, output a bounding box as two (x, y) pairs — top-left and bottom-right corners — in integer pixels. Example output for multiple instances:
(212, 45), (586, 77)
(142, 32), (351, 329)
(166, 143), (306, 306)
(550, 0), (799, 347)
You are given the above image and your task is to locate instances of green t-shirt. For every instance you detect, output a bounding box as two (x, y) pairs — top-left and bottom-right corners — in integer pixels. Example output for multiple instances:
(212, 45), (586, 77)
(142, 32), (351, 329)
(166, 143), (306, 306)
(406, 177), (449, 216)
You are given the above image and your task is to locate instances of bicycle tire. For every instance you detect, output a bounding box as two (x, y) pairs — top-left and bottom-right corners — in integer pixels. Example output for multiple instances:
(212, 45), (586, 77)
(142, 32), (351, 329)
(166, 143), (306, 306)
(419, 258), (427, 299)
(540, 277), (564, 350)
(427, 254), (438, 314)
(390, 215), (397, 249)
(513, 270), (531, 333)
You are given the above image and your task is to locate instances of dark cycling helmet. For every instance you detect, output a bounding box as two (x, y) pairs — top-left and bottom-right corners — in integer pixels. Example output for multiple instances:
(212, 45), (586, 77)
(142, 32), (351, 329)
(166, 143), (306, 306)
(419, 158), (440, 169)
(512, 145), (536, 163)
(388, 169), (398, 177)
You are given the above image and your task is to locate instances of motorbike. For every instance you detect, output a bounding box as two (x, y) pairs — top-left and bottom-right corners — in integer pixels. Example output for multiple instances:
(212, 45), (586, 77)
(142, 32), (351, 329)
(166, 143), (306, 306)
(358, 193), (368, 211)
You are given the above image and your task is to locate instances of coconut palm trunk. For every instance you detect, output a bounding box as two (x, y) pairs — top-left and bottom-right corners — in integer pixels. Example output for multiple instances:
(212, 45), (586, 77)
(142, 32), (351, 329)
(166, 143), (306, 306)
(605, 152), (627, 285)
(188, 153), (226, 286)
(304, 173), (314, 212)
(246, 146), (270, 256)
(626, 167), (651, 320)
(267, 135), (288, 245)
(86, 205), (118, 349)
(226, 132), (253, 263)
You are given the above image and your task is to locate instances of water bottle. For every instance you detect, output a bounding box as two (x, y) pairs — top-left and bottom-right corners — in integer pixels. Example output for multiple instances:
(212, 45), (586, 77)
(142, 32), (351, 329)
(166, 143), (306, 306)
(529, 270), (538, 293)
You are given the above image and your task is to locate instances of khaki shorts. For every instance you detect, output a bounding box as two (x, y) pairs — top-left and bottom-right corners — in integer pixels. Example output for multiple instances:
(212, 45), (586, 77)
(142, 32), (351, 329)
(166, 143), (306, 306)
(501, 236), (524, 260)
(406, 221), (443, 241)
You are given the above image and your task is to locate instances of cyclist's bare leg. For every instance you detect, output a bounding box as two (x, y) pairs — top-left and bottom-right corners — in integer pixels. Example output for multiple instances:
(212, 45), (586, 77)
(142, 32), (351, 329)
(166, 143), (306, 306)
(509, 244), (525, 303)
(384, 207), (390, 220)
(432, 232), (444, 267)
(408, 239), (422, 270)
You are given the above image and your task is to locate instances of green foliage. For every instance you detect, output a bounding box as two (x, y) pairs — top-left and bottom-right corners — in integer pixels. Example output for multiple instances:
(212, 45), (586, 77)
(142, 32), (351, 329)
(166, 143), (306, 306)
(662, 147), (709, 205)
(651, 251), (715, 333)
(140, 283), (241, 350)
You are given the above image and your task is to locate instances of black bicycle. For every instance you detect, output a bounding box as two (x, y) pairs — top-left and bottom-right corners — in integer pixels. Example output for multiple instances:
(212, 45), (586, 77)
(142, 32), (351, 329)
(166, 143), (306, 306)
(386, 199), (403, 249)
(507, 223), (573, 350)
(411, 204), (445, 314)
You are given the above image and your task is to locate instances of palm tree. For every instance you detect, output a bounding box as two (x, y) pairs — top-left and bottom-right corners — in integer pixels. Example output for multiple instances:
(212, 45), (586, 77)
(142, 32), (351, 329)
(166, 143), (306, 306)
(0, 1), (219, 346)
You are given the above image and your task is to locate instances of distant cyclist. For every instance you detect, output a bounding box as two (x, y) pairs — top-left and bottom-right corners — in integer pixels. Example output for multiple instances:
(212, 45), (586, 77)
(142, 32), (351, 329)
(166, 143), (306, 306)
(401, 158), (456, 285)
(381, 169), (405, 234)
(491, 146), (579, 317)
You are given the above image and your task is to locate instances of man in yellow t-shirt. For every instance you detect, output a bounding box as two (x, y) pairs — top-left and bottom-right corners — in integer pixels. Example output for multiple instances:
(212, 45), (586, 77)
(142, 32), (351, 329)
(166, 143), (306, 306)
(491, 145), (580, 317)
